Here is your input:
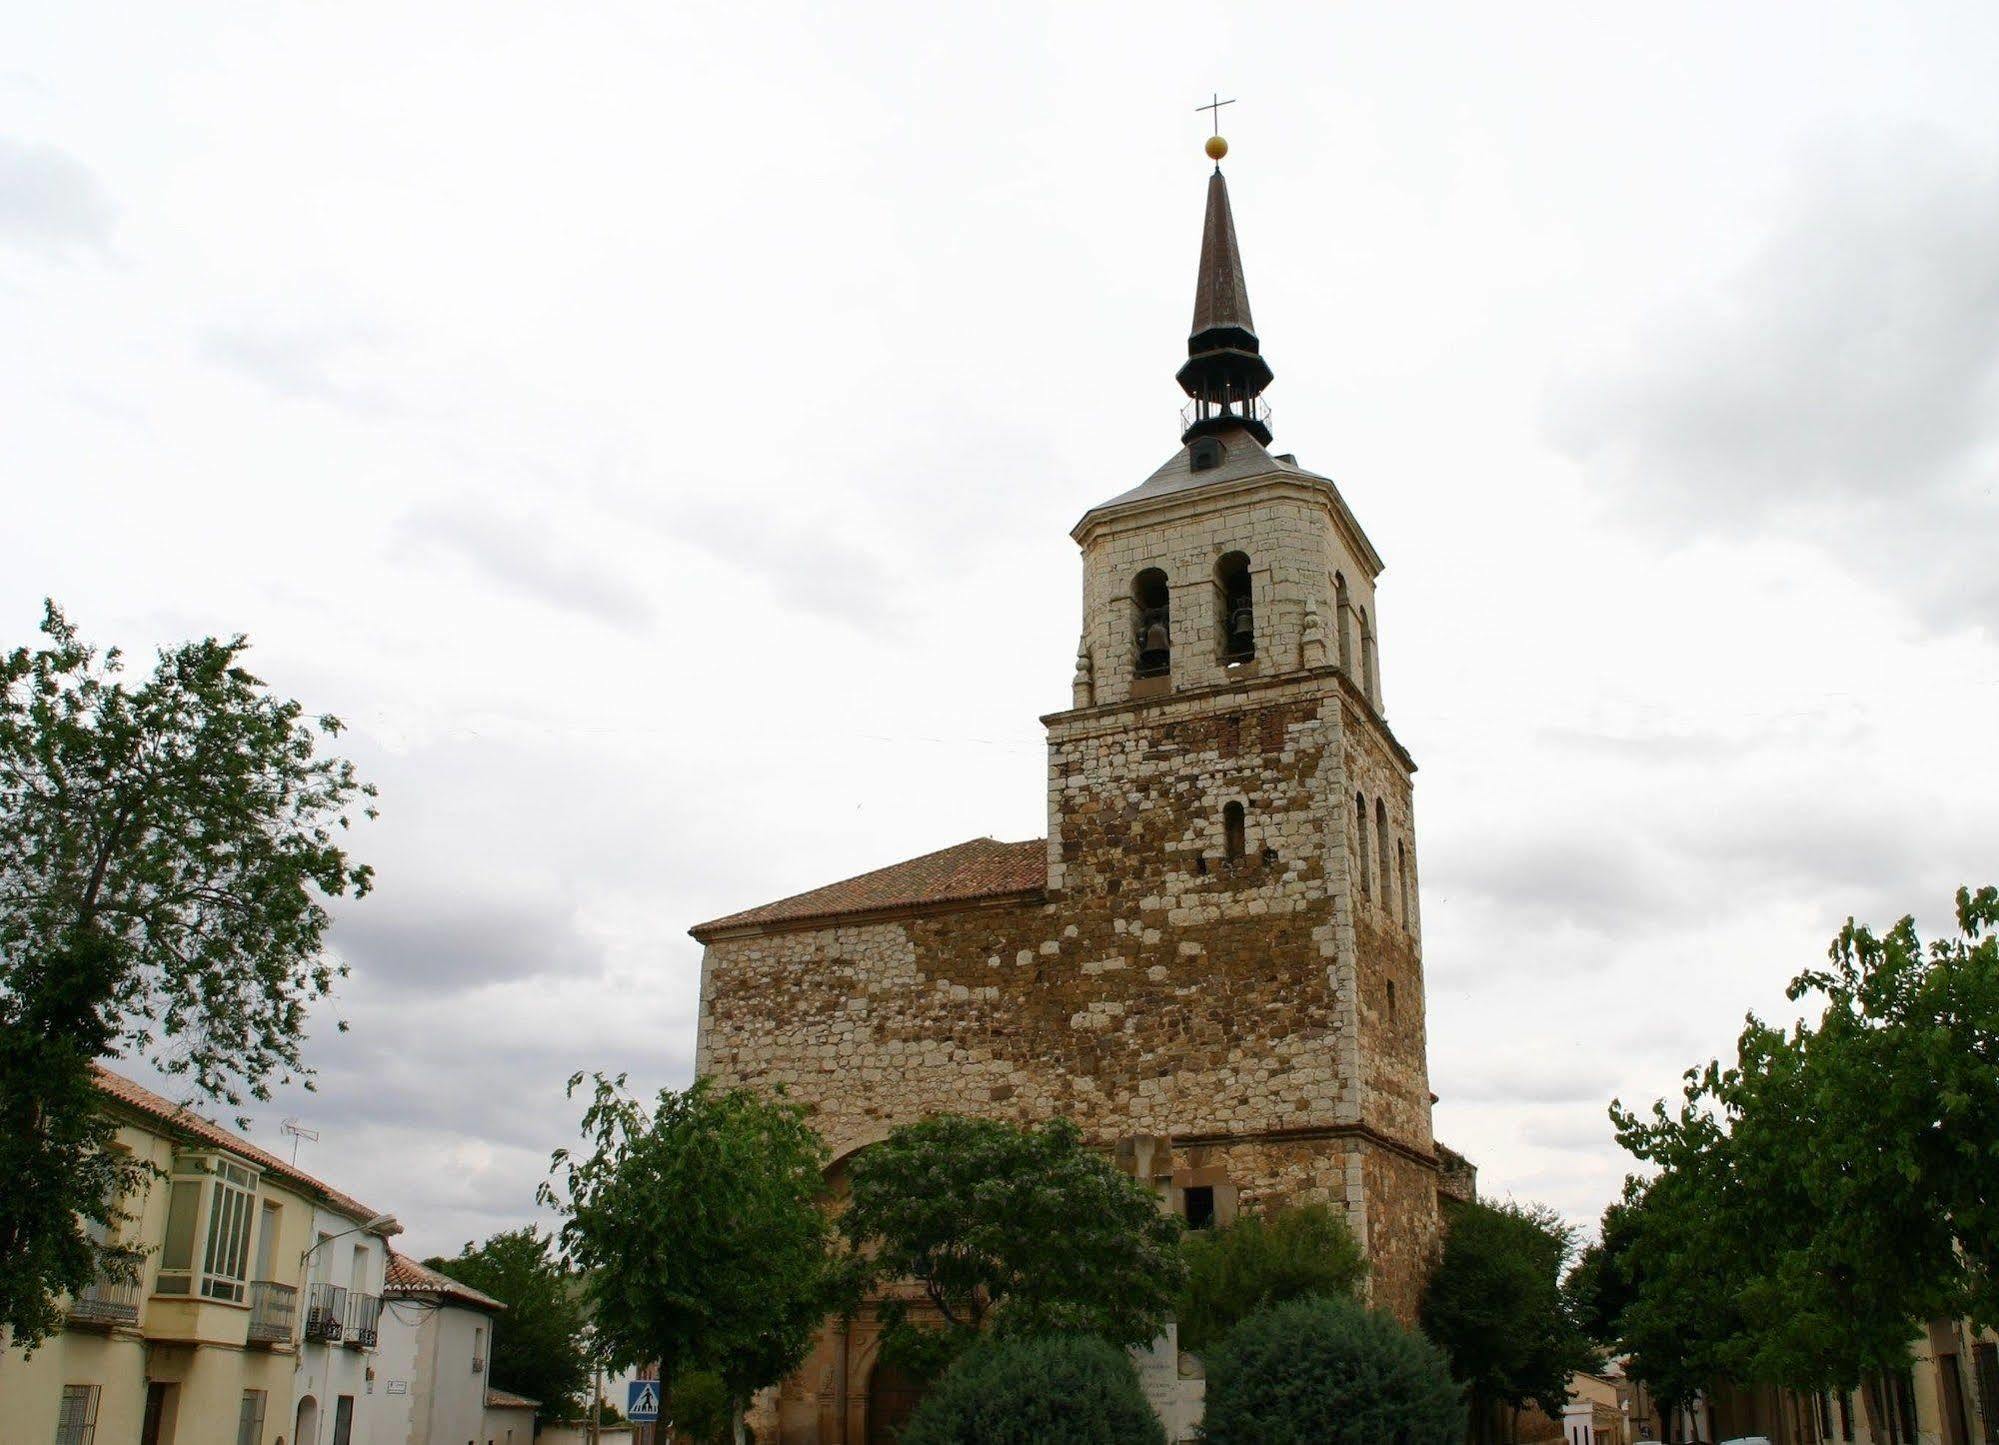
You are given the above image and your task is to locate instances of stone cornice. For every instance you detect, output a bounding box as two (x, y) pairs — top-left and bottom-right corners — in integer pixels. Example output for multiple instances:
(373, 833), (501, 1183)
(1042, 663), (1418, 775)
(692, 886), (1047, 944)
(1071, 469), (1386, 579)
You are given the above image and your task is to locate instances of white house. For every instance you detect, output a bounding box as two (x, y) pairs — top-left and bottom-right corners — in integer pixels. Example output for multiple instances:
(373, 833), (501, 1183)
(378, 1251), (537, 1445)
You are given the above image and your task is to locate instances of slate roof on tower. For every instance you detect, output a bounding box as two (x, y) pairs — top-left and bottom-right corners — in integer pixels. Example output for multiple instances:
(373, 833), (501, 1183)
(690, 837), (1046, 939)
(1191, 167), (1257, 340)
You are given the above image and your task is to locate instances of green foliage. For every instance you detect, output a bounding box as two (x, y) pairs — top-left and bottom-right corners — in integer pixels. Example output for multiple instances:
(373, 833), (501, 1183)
(1176, 1203), (1367, 1354)
(1420, 1199), (1595, 1436)
(897, 1334), (1166, 1445)
(0, 603), (373, 1347)
(1200, 1294), (1464, 1445)
(425, 1228), (592, 1421)
(540, 1075), (837, 1431)
(666, 1369), (749, 1445)
(1608, 886), (1999, 1394)
(840, 1114), (1184, 1362)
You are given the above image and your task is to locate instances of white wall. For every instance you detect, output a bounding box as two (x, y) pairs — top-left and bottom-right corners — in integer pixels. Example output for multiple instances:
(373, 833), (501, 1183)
(375, 1295), (496, 1445)
(290, 1209), (393, 1445)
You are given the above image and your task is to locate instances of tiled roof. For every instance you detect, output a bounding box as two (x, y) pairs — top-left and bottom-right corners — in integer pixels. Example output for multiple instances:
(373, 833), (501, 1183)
(691, 837), (1046, 939)
(92, 1064), (388, 1229)
(485, 1388), (540, 1410)
(384, 1250), (506, 1312)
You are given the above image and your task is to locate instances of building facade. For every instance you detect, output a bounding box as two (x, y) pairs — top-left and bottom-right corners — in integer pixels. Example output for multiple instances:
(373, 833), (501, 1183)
(691, 146), (1452, 1443)
(377, 1252), (525, 1445)
(0, 1067), (397, 1445)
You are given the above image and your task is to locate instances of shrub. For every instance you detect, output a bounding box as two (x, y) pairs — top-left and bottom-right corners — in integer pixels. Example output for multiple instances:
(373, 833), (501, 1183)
(1199, 1295), (1464, 1445)
(1177, 1203), (1368, 1353)
(897, 1334), (1167, 1445)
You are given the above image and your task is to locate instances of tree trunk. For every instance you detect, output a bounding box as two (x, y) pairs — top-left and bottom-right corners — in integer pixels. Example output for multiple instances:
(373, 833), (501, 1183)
(732, 1398), (747, 1445)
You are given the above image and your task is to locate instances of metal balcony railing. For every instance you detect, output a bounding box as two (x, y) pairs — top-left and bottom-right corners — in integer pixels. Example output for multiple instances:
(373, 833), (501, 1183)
(247, 1281), (297, 1345)
(303, 1282), (347, 1343)
(344, 1292), (381, 1349)
(66, 1253), (142, 1327)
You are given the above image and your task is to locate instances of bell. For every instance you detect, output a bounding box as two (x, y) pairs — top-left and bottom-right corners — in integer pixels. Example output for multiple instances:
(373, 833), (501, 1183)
(1142, 622), (1171, 653)
(1230, 606), (1254, 638)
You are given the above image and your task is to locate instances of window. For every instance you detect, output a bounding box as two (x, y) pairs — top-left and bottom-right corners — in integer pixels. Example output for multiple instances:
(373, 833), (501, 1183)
(1189, 436), (1224, 471)
(1333, 573), (1353, 673)
(1182, 1186), (1215, 1230)
(156, 1153), (260, 1301)
(1397, 840), (1411, 926)
(1222, 802), (1246, 863)
(236, 1390), (267, 1445)
(1355, 793), (1371, 899)
(1132, 569), (1171, 677)
(253, 1201), (280, 1284)
(1974, 1342), (1998, 1445)
(1837, 1388), (1853, 1441)
(1386, 979), (1398, 1017)
(473, 1324), (486, 1371)
(1359, 606), (1378, 702)
(1215, 552), (1254, 662)
(1375, 799), (1391, 908)
(56, 1385), (100, 1445)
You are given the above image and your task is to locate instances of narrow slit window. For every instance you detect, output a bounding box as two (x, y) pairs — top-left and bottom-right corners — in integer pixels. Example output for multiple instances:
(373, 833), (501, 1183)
(1133, 569), (1171, 678)
(1216, 552), (1254, 662)
(1355, 793), (1371, 899)
(1223, 801), (1246, 862)
(1377, 799), (1392, 913)
(1334, 573), (1353, 673)
(1397, 840), (1410, 926)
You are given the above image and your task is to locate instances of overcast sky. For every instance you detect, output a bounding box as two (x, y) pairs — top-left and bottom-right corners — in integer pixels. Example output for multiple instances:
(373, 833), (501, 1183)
(6, 2), (1997, 1257)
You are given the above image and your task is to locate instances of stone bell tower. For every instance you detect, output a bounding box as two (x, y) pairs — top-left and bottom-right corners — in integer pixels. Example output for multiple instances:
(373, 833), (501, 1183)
(1048, 136), (1440, 1314)
(692, 136), (1452, 1439)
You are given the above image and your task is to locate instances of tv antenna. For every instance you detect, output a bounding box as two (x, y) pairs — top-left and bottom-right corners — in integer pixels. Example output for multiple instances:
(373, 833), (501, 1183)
(280, 1118), (320, 1165)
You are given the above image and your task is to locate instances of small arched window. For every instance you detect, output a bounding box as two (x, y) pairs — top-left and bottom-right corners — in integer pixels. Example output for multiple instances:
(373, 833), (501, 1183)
(1376, 799), (1392, 910)
(1355, 792), (1371, 899)
(1216, 552), (1254, 663)
(1397, 840), (1411, 927)
(1223, 801), (1246, 862)
(1133, 569), (1171, 677)
(1333, 573), (1353, 673)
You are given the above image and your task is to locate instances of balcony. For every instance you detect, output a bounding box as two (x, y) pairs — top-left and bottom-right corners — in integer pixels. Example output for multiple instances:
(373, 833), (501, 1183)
(344, 1292), (381, 1349)
(66, 1252), (142, 1328)
(247, 1281), (297, 1345)
(303, 1282), (347, 1344)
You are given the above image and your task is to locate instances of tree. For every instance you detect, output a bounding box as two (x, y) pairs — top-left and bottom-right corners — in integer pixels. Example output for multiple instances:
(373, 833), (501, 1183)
(1176, 1203), (1367, 1354)
(896, 1334), (1166, 1445)
(0, 603), (373, 1346)
(1609, 886), (1999, 1405)
(426, 1228), (592, 1422)
(1200, 1294), (1464, 1445)
(1570, 1177), (1742, 1442)
(540, 1075), (838, 1445)
(839, 1114), (1184, 1368)
(1420, 1200), (1595, 1443)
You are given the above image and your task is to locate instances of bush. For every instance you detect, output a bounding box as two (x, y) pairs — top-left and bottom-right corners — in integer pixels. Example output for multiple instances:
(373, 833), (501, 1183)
(1200, 1295), (1464, 1445)
(1177, 1204), (1368, 1353)
(897, 1334), (1167, 1445)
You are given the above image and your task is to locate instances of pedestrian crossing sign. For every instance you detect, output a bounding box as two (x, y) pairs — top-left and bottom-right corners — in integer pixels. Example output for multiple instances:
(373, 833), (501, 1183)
(627, 1380), (660, 1422)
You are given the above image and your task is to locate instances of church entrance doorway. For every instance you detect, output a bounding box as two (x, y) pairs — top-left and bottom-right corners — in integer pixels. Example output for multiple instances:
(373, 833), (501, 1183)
(866, 1359), (923, 1444)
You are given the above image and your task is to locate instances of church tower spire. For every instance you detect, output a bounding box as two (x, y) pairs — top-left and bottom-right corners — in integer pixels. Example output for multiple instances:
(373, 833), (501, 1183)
(1178, 133), (1274, 446)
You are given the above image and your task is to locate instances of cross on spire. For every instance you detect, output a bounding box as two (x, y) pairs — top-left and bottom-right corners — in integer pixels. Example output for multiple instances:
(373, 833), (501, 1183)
(1196, 92), (1235, 135)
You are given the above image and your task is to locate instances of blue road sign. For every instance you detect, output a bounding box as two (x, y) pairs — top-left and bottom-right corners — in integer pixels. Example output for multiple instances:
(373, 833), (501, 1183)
(627, 1379), (660, 1423)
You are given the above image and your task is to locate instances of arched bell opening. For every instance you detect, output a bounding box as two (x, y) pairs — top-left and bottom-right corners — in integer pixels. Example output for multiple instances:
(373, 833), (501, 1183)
(1132, 568), (1172, 678)
(1215, 551), (1255, 663)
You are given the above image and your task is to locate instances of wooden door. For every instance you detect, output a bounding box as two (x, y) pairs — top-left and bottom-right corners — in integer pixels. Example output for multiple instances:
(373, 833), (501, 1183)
(866, 1361), (923, 1445)
(140, 1383), (170, 1445)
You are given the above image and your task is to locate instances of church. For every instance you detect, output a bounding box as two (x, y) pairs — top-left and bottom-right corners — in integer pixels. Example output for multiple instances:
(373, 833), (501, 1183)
(690, 132), (1466, 1443)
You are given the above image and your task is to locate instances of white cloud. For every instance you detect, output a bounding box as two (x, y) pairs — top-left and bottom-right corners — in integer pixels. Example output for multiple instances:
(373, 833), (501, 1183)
(0, 136), (114, 255)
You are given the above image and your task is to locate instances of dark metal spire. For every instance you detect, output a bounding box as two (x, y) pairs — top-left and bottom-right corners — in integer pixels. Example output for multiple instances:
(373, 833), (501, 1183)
(1177, 156), (1273, 445)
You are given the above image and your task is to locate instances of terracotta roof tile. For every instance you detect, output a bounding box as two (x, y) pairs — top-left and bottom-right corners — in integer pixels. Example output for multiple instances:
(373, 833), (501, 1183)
(92, 1064), (389, 1229)
(384, 1250), (506, 1312)
(691, 837), (1046, 939)
(485, 1388), (540, 1410)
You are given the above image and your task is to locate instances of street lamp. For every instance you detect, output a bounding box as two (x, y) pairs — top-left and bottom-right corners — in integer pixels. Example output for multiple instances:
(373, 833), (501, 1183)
(301, 1213), (400, 1266)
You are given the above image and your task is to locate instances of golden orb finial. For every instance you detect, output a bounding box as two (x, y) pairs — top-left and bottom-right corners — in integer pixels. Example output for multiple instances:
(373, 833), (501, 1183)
(1205, 134), (1229, 162)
